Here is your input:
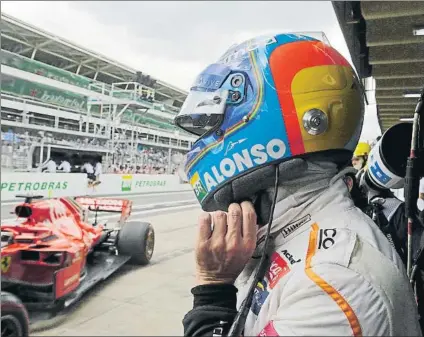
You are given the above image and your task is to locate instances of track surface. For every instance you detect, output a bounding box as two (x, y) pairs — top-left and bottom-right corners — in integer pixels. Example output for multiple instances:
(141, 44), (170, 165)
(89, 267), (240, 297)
(1, 191), (201, 336)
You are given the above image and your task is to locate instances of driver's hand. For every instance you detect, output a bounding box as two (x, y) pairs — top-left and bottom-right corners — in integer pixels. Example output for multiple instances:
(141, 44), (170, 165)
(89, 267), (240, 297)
(195, 201), (257, 286)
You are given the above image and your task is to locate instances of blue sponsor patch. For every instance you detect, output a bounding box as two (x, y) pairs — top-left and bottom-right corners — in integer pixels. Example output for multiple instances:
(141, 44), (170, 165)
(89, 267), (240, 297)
(370, 161), (392, 185)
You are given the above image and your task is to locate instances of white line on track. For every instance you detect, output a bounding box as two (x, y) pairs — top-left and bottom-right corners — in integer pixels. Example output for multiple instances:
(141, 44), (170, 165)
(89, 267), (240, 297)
(127, 198), (196, 210)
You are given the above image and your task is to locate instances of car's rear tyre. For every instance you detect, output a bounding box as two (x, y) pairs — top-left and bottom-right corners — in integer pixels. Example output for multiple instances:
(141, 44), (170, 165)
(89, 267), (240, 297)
(117, 221), (155, 265)
(1, 292), (29, 337)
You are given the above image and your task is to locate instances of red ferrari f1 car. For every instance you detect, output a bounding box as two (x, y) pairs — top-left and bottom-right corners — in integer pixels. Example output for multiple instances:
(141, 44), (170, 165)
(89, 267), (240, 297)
(1, 195), (155, 337)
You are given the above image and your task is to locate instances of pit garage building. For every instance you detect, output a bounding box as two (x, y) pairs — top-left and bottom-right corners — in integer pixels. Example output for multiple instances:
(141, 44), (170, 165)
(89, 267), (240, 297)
(332, 1), (424, 133)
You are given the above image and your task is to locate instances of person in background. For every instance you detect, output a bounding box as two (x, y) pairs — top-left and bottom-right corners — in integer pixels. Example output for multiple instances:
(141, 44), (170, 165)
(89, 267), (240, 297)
(41, 158), (57, 173)
(82, 160), (95, 181)
(94, 160), (102, 181)
(351, 141), (371, 171)
(57, 157), (71, 173)
(110, 163), (118, 173)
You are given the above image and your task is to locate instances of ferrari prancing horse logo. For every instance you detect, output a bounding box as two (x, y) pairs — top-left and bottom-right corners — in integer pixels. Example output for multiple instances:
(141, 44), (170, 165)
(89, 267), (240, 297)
(1, 256), (11, 273)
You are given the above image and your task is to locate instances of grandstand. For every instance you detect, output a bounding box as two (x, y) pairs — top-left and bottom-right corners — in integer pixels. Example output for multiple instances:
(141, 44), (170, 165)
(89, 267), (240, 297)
(0, 13), (196, 174)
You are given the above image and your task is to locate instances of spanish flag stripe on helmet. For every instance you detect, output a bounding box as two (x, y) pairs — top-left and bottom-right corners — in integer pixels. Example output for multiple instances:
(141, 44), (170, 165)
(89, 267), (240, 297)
(269, 41), (350, 156)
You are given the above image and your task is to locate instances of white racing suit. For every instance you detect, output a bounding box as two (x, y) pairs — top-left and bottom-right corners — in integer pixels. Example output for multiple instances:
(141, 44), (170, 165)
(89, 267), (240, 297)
(235, 165), (422, 336)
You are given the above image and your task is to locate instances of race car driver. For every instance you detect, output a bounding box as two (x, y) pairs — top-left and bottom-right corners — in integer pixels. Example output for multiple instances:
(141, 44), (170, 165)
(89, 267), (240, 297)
(174, 33), (422, 336)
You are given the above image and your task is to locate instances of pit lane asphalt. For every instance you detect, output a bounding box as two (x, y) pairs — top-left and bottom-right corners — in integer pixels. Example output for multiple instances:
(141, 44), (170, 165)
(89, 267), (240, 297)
(1, 191), (201, 336)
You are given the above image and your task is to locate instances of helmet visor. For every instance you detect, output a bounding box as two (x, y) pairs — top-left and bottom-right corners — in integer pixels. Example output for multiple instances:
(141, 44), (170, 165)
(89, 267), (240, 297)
(174, 89), (229, 137)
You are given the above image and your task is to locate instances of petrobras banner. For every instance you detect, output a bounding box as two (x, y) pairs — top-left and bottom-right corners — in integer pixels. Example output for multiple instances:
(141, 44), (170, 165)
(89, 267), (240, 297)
(1, 173), (87, 201)
(1, 173), (191, 202)
(86, 174), (191, 196)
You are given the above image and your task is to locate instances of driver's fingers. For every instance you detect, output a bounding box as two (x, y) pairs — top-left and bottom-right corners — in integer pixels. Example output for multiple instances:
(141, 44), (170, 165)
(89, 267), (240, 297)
(211, 211), (227, 240)
(198, 212), (212, 242)
(240, 201), (257, 244)
(226, 203), (242, 239)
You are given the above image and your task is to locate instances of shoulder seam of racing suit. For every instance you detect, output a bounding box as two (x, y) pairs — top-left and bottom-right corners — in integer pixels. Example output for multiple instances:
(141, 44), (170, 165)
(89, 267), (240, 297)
(306, 223), (362, 336)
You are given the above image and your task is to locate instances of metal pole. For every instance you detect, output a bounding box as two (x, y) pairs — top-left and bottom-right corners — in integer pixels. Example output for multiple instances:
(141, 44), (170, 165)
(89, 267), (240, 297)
(167, 147), (172, 174)
(111, 105), (117, 167)
(131, 115), (135, 164)
(405, 89), (423, 281)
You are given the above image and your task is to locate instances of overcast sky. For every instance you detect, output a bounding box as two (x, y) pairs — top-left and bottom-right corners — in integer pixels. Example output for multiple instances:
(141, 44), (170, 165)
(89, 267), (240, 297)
(2, 1), (381, 141)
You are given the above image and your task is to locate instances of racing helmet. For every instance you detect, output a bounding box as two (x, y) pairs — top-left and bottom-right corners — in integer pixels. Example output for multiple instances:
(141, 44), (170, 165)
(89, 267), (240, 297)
(352, 142), (370, 170)
(174, 32), (364, 212)
(353, 142), (371, 158)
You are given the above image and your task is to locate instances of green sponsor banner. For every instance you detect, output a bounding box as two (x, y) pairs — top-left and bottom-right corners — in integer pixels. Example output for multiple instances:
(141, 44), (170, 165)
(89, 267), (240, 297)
(134, 179), (167, 188)
(120, 175), (167, 192)
(1, 50), (91, 89)
(0, 180), (69, 192)
(1, 74), (87, 111)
